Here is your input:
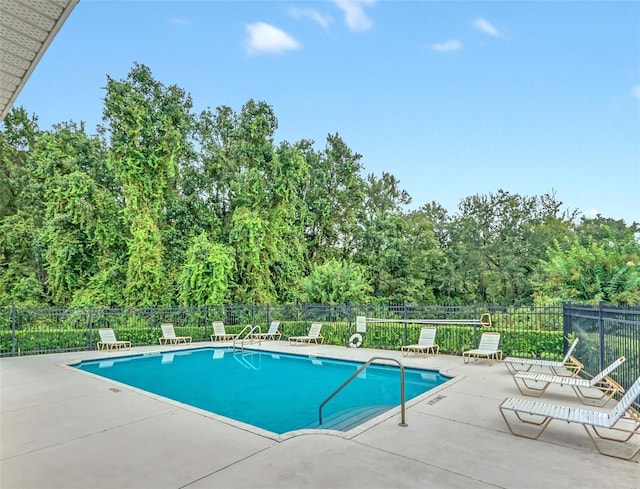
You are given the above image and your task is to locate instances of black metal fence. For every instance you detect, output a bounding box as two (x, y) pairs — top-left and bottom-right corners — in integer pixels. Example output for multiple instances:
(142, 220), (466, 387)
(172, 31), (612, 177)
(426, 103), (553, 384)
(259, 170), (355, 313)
(1, 301), (638, 391)
(564, 301), (640, 393)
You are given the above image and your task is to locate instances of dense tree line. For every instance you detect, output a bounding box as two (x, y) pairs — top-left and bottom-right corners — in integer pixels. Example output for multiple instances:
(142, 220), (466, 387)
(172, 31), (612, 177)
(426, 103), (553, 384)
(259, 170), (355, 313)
(1, 64), (638, 307)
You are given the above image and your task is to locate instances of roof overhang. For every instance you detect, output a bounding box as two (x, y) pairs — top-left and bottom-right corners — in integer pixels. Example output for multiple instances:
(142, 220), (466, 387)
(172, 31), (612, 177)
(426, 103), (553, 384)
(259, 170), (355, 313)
(0, 0), (80, 121)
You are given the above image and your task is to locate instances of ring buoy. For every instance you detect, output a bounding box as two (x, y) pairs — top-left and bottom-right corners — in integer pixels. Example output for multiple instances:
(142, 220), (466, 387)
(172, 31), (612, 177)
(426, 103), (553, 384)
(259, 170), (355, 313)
(348, 333), (363, 348)
(480, 312), (492, 328)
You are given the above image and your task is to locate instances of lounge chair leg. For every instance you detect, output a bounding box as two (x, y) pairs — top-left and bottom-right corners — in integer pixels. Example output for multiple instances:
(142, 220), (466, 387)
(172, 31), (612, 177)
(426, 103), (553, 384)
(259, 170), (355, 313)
(571, 384), (620, 407)
(590, 423), (640, 443)
(513, 411), (551, 427)
(515, 378), (549, 398)
(499, 408), (552, 440)
(583, 425), (640, 460)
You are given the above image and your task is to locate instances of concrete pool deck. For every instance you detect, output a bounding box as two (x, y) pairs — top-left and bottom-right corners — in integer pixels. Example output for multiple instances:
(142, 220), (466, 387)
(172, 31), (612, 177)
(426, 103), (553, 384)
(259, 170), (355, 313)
(1, 342), (638, 488)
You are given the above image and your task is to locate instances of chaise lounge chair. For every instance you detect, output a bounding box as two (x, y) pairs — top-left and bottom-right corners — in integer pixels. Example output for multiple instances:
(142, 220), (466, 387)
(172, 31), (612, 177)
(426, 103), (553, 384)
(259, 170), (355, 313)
(97, 328), (131, 350)
(499, 374), (640, 460)
(401, 327), (440, 357)
(210, 321), (238, 342)
(512, 356), (626, 406)
(504, 337), (582, 376)
(248, 321), (282, 341)
(462, 332), (502, 365)
(289, 322), (324, 345)
(159, 323), (192, 345)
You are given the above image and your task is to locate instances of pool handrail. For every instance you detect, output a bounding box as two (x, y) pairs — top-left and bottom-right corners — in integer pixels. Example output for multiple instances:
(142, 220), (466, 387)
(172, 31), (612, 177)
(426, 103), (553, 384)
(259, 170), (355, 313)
(318, 356), (406, 427)
(233, 325), (261, 351)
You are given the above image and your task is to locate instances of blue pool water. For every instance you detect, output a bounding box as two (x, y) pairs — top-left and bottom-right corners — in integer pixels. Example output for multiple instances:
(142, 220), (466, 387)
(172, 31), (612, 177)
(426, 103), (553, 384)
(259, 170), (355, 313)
(74, 348), (450, 434)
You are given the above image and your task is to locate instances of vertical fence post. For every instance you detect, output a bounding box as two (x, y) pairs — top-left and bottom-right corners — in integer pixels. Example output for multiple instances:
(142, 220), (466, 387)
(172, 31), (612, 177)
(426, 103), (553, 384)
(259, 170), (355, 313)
(149, 305), (154, 345)
(204, 305), (208, 339)
(598, 301), (605, 371)
(403, 302), (408, 345)
(472, 301), (478, 347)
(89, 305), (93, 350)
(562, 301), (571, 355)
(11, 303), (16, 356)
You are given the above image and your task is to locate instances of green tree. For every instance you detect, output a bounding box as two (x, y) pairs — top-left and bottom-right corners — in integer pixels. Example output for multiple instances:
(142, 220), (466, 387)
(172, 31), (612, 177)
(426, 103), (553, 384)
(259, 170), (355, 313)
(197, 101), (311, 303)
(102, 63), (193, 305)
(353, 172), (445, 303)
(0, 212), (45, 306)
(266, 141), (311, 302)
(304, 134), (367, 263)
(0, 108), (45, 305)
(29, 122), (119, 305)
(446, 189), (572, 304)
(228, 207), (274, 303)
(534, 230), (640, 305)
(178, 233), (234, 306)
(0, 108), (41, 219)
(301, 259), (372, 304)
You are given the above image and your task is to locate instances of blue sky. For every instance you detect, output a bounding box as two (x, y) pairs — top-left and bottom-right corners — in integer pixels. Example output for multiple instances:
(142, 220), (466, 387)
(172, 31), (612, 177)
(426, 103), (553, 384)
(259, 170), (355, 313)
(13, 0), (640, 224)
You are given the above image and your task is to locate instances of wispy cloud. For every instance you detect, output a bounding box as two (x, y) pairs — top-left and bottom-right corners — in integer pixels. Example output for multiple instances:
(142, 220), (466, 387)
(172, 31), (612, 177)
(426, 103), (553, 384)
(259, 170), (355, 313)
(632, 85), (640, 101)
(333, 0), (375, 32)
(170, 17), (189, 26)
(430, 40), (462, 53)
(289, 7), (332, 29)
(473, 18), (499, 37)
(244, 22), (301, 55)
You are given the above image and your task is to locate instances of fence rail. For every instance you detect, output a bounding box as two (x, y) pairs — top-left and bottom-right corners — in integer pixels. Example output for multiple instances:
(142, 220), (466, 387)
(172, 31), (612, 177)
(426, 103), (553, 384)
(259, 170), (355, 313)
(1, 301), (638, 392)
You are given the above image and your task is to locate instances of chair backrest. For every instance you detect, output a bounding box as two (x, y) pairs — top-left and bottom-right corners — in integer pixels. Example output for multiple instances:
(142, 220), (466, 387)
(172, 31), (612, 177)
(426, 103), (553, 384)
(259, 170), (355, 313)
(99, 328), (117, 344)
(478, 332), (500, 352)
(308, 322), (322, 338)
(609, 375), (640, 422)
(212, 321), (226, 335)
(590, 356), (625, 385)
(418, 328), (436, 347)
(161, 323), (176, 339)
(267, 321), (280, 335)
(562, 337), (579, 364)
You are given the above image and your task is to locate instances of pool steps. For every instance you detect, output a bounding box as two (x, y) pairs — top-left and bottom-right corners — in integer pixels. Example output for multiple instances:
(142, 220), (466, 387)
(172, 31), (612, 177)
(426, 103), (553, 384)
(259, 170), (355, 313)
(303, 404), (393, 431)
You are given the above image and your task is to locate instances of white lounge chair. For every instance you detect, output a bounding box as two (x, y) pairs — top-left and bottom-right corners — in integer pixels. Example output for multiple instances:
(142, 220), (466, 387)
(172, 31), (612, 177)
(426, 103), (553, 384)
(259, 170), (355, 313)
(97, 328), (131, 350)
(210, 321), (237, 342)
(462, 332), (502, 365)
(289, 322), (324, 345)
(248, 321), (282, 341)
(499, 375), (640, 460)
(401, 327), (439, 357)
(513, 356), (626, 406)
(159, 323), (192, 345)
(504, 337), (582, 376)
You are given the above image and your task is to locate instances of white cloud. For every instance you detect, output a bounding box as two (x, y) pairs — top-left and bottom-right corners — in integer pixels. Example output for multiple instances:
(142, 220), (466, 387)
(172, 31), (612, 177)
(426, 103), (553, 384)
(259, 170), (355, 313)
(333, 0), (375, 32)
(289, 7), (332, 28)
(473, 18), (499, 37)
(632, 85), (640, 101)
(244, 22), (301, 55)
(430, 40), (462, 52)
(170, 17), (189, 26)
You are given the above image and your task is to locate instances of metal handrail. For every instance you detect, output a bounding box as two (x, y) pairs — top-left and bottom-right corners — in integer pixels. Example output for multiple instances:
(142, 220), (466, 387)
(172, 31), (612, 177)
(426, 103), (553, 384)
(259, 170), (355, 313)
(318, 356), (407, 427)
(242, 325), (262, 348)
(233, 351), (261, 370)
(232, 325), (261, 351)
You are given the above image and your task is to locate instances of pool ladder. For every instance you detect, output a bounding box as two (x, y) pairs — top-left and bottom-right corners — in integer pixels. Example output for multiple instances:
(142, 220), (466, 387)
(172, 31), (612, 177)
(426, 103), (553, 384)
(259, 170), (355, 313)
(232, 324), (262, 352)
(318, 356), (407, 427)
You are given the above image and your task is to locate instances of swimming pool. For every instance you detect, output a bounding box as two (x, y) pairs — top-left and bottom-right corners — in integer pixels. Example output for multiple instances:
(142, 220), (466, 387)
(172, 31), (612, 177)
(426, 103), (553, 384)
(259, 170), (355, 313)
(73, 348), (451, 434)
